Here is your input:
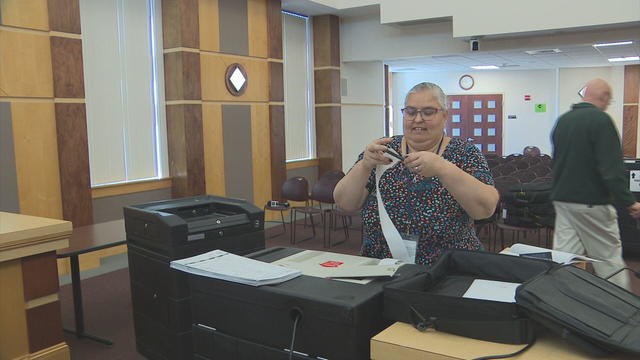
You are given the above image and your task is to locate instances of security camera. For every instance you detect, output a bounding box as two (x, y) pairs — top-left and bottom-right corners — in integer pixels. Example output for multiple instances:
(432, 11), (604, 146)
(470, 39), (479, 52)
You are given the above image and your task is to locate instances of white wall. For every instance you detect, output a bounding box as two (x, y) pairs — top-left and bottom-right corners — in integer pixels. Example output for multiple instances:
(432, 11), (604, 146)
(393, 69), (557, 155)
(380, 0), (640, 38)
(392, 66), (635, 157)
(340, 14), (640, 63)
(341, 61), (385, 172)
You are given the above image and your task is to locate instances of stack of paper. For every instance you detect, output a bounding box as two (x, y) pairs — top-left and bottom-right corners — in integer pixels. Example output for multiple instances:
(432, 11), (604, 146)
(501, 243), (600, 264)
(170, 250), (302, 286)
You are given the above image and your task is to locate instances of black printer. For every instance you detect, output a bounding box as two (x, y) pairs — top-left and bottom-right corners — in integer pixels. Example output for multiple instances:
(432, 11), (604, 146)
(188, 247), (425, 360)
(124, 195), (265, 360)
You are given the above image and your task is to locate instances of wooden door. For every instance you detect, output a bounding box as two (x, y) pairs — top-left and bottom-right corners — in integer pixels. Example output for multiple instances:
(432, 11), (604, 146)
(446, 94), (503, 156)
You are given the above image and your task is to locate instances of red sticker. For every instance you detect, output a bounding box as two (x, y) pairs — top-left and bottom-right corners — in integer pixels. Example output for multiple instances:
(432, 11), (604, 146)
(320, 261), (344, 267)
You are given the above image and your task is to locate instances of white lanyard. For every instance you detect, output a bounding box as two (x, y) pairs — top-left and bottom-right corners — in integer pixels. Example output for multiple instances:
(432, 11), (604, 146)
(375, 156), (414, 263)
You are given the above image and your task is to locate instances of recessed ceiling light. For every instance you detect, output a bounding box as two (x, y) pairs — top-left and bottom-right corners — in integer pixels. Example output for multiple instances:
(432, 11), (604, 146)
(608, 56), (640, 62)
(471, 65), (499, 70)
(593, 41), (633, 47)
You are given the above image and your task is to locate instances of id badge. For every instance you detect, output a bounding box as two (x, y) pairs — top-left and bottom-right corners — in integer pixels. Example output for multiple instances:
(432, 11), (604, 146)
(400, 233), (419, 264)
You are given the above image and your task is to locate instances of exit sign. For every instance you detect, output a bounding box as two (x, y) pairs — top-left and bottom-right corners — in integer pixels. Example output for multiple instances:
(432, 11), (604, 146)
(524, 95), (531, 101)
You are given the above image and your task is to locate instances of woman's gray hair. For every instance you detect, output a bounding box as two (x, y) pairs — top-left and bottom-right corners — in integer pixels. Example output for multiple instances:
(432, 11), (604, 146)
(404, 82), (447, 111)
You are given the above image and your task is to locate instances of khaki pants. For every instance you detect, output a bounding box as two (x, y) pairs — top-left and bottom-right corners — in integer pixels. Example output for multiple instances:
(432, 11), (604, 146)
(553, 201), (630, 290)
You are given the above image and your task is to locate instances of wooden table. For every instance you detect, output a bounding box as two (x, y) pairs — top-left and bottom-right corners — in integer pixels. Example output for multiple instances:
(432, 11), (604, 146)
(56, 219), (126, 345)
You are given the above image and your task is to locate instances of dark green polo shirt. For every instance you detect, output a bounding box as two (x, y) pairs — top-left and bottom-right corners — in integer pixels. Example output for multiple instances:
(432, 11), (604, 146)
(551, 102), (635, 207)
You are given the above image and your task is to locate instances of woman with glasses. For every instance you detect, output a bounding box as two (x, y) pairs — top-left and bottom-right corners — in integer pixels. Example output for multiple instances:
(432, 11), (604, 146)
(333, 82), (499, 265)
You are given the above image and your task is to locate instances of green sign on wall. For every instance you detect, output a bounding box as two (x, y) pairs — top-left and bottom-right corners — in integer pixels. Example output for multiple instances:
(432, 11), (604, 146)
(535, 103), (547, 112)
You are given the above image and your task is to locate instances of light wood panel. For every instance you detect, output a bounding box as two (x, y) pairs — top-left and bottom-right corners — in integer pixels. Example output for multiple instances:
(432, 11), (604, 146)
(198, 0), (219, 52)
(247, 0), (267, 58)
(0, 259), (29, 359)
(203, 103), (226, 196)
(251, 103), (271, 210)
(0, 0), (49, 31)
(0, 28), (53, 97)
(201, 53), (268, 102)
(11, 102), (63, 219)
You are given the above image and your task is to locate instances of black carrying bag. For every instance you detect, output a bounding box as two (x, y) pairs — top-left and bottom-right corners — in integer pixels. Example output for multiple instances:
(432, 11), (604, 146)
(383, 250), (555, 344)
(502, 181), (555, 227)
(516, 265), (640, 356)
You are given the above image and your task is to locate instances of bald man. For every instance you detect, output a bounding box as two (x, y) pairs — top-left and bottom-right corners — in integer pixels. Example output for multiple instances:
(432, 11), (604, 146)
(551, 78), (640, 290)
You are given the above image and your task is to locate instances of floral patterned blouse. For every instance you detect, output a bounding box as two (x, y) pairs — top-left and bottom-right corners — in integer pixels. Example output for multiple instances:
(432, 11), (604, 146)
(354, 136), (494, 266)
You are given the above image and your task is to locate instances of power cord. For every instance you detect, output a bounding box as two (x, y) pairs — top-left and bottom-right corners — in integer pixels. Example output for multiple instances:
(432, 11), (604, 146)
(288, 309), (302, 360)
(472, 337), (536, 360)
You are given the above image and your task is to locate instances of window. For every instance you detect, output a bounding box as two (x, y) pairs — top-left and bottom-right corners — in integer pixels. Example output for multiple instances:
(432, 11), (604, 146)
(282, 11), (315, 161)
(80, 0), (167, 186)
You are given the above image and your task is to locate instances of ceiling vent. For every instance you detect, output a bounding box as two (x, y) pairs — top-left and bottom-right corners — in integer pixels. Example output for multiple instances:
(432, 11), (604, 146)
(525, 48), (563, 55)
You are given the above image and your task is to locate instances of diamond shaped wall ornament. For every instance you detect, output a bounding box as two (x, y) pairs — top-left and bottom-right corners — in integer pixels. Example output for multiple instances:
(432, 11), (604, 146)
(225, 63), (248, 96)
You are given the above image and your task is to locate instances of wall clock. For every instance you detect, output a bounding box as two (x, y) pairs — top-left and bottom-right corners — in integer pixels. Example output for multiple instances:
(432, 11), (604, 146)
(459, 74), (474, 90)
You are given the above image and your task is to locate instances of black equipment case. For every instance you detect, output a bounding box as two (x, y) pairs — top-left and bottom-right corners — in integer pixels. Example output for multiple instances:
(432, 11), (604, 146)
(383, 250), (555, 344)
(188, 247), (425, 360)
(124, 195), (265, 360)
(384, 249), (640, 357)
(516, 265), (640, 356)
(502, 181), (555, 228)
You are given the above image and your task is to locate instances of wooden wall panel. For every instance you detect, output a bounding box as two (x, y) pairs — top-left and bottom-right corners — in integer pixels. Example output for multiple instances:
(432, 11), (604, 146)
(314, 69), (340, 104)
(50, 37), (85, 98)
(248, 0), (268, 58)
(269, 104), (285, 201)
(0, 29), (53, 98)
(624, 65), (640, 104)
(21, 252), (59, 301)
(623, 105), (638, 157)
(315, 106), (342, 175)
(47, 0), (81, 34)
(25, 301), (64, 353)
(0, 0), (49, 30)
(251, 104), (271, 209)
(0, 259), (29, 359)
(164, 51), (202, 101)
(312, 15), (340, 67)
(202, 103), (226, 196)
(55, 103), (93, 226)
(11, 102), (63, 219)
(166, 104), (206, 197)
(198, 0), (220, 52)
(266, 0), (282, 60)
(162, 0), (200, 49)
(201, 53), (268, 101)
(269, 61), (283, 102)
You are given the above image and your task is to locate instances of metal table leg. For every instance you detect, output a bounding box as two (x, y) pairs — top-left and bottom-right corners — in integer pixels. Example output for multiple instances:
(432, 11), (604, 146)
(62, 254), (113, 345)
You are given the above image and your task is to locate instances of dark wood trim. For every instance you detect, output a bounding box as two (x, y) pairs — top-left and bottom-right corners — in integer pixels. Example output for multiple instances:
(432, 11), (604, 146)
(266, 0), (283, 60)
(269, 61), (284, 102)
(166, 104), (205, 197)
(50, 37), (85, 98)
(162, 0), (200, 49)
(21, 252), (59, 301)
(55, 103), (94, 227)
(269, 105), (286, 201)
(315, 106), (342, 175)
(47, 0), (81, 34)
(26, 301), (64, 353)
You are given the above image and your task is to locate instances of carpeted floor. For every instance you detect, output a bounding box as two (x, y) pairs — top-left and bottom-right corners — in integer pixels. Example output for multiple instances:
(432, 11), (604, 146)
(60, 214), (640, 359)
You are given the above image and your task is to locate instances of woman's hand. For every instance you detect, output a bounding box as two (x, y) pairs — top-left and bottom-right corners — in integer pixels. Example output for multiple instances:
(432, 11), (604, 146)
(362, 138), (394, 170)
(404, 151), (446, 178)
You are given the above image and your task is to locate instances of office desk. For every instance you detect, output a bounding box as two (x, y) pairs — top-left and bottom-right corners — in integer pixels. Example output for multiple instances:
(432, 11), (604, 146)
(371, 322), (636, 360)
(57, 219), (126, 345)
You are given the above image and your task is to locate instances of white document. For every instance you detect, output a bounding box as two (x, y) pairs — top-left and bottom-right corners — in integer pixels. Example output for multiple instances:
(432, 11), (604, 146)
(462, 279), (521, 303)
(272, 250), (401, 280)
(170, 249), (301, 286)
(502, 243), (600, 264)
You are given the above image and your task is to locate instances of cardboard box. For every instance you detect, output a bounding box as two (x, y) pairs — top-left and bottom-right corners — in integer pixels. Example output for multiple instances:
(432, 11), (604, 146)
(371, 322), (635, 360)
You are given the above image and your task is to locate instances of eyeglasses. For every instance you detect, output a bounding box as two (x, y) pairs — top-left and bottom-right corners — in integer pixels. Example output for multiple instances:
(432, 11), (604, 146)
(401, 106), (443, 120)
